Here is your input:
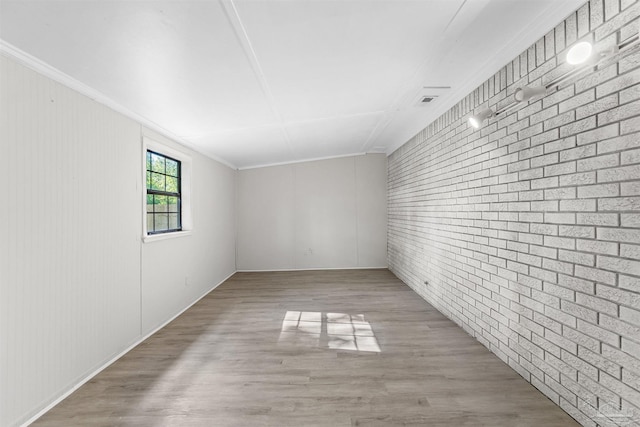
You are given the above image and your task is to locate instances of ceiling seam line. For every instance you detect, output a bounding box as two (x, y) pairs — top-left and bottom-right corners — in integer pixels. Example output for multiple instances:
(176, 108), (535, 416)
(222, 0), (295, 156)
(359, 0), (469, 153)
(444, 0), (467, 34)
(180, 110), (390, 139)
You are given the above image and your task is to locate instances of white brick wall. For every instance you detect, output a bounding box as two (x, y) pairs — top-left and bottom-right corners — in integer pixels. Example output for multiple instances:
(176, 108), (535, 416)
(388, 2), (640, 426)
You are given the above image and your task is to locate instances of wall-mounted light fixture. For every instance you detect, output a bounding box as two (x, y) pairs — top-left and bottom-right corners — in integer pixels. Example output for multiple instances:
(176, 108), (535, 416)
(514, 85), (546, 102)
(468, 24), (639, 131)
(566, 41), (594, 64)
(468, 108), (495, 129)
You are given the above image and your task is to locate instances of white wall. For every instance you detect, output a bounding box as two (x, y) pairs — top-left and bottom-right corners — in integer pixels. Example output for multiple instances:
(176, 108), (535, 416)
(141, 129), (236, 334)
(0, 53), (236, 427)
(237, 154), (387, 270)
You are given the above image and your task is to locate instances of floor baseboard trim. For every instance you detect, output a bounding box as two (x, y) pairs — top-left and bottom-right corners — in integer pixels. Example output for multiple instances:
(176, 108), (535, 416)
(21, 270), (236, 427)
(236, 266), (388, 272)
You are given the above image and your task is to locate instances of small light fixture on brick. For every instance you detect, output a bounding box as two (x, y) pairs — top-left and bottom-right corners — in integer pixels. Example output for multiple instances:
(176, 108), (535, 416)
(468, 26), (639, 132)
(566, 41), (593, 64)
(468, 108), (494, 129)
(566, 39), (623, 66)
(514, 85), (546, 102)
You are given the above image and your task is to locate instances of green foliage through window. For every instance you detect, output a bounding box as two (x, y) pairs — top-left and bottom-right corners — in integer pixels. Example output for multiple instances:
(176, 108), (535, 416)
(146, 150), (181, 234)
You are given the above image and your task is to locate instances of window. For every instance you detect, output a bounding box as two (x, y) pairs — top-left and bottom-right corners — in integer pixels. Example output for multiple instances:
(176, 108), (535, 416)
(142, 137), (192, 242)
(146, 150), (181, 234)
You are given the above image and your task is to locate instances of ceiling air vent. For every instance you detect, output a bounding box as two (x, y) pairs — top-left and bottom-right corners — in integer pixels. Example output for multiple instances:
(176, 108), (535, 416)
(414, 86), (450, 107)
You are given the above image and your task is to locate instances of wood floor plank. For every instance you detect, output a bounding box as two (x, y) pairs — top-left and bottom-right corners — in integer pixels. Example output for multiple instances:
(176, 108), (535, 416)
(33, 269), (579, 426)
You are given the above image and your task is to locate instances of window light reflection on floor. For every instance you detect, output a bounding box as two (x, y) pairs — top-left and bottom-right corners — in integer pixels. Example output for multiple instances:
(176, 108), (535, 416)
(278, 311), (381, 353)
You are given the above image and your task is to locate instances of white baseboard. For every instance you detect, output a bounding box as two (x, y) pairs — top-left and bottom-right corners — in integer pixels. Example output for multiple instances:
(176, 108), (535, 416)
(21, 270), (236, 427)
(236, 266), (388, 272)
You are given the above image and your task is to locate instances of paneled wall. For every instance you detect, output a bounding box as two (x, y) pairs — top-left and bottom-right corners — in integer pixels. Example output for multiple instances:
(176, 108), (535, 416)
(388, 2), (640, 426)
(237, 154), (387, 271)
(141, 129), (236, 335)
(0, 54), (236, 426)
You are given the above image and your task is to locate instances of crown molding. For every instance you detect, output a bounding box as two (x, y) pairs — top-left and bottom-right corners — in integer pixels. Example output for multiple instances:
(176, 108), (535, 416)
(0, 39), (238, 170)
(237, 152), (380, 171)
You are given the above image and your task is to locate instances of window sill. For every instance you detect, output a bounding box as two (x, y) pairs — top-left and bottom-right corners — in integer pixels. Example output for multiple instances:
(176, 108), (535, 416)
(143, 230), (192, 243)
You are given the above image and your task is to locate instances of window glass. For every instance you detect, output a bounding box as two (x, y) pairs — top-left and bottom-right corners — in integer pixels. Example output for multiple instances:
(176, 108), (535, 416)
(146, 150), (181, 234)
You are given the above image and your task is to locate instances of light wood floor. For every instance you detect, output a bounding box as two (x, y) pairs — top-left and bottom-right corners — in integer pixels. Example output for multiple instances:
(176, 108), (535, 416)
(34, 269), (579, 426)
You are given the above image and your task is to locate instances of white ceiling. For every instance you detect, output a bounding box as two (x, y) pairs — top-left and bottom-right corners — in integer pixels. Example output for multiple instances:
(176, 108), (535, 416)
(0, 0), (585, 169)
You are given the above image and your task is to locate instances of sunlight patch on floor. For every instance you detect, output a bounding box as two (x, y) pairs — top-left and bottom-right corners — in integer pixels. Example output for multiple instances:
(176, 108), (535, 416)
(278, 311), (381, 353)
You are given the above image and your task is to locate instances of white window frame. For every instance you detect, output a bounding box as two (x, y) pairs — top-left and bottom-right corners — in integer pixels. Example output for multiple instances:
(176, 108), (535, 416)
(142, 137), (193, 242)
